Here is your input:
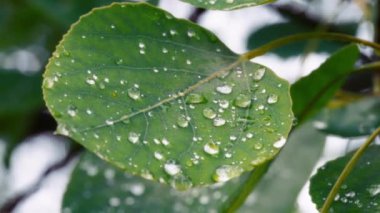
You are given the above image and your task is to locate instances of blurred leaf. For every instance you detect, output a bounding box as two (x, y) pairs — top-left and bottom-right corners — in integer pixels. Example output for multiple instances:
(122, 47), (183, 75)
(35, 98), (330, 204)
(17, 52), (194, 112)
(0, 0), (158, 51)
(247, 21), (357, 58)
(63, 152), (252, 212)
(315, 97), (380, 137)
(238, 121), (325, 213)
(291, 44), (359, 123)
(43, 3), (293, 187)
(180, 0), (275, 10)
(0, 71), (43, 166)
(310, 145), (380, 212)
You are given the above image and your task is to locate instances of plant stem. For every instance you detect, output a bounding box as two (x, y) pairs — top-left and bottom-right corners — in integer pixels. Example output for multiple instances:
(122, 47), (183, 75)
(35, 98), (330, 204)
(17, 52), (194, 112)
(320, 126), (380, 213)
(241, 32), (380, 60)
(222, 161), (271, 213)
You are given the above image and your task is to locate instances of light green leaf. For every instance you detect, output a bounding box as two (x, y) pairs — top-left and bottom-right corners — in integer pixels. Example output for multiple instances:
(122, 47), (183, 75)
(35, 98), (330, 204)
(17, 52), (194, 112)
(180, 0), (275, 10)
(238, 121), (325, 213)
(315, 97), (380, 137)
(310, 145), (380, 212)
(291, 44), (359, 123)
(63, 152), (252, 212)
(43, 3), (292, 187)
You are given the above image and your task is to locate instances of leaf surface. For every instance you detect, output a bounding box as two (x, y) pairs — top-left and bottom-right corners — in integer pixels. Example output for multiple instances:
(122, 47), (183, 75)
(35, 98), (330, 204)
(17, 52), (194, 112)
(180, 0), (275, 10)
(310, 145), (380, 212)
(43, 3), (292, 187)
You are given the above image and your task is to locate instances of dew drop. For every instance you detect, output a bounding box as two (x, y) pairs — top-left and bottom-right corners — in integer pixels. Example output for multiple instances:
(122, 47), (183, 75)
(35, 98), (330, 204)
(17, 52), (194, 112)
(170, 174), (193, 191)
(267, 94), (278, 104)
(86, 78), (96, 85)
(128, 87), (141, 100)
(234, 94), (251, 108)
(213, 117), (226, 127)
(202, 107), (216, 119)
(254, 143), (263, 150)
(219, 100), (229, 109)
(203, 142), (219, 155)
(185, 93), (206, 104)
(177, 115), (189, 128)
(116, 59), (123, 65)
(128, 132), (140, 144)
(253, 68), (265, 81)
(105, 119), (114, 126)
(187, 30), (196, 38)
(164, 160), (181, 176)
(67, 105), (77, 117)
(213, 165), (242, 182)
(251, 156), (266, 166)
(130, 183), (145, 196)
(161, 138), (170, 146)
(216, 84), (232, 94)
(273, 137), (286, 148)
(162, 48), (168, 53)
(141, 169), (154, 180)
(154, 151), (164, 160)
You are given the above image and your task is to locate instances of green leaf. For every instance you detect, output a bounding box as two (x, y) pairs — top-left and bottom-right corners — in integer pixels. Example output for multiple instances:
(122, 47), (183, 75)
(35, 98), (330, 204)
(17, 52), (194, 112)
(315, 97), (380, 137)
(310, 145), (380, 212)
(63, 152), (252, 212)
(291, 44), (359, 123)
(43, 3), (293, 187)
(0, 71), (44, 166)
(247, 22), (357, 58)
(180, 0), (275, 10)
(238, 121), (325, 212)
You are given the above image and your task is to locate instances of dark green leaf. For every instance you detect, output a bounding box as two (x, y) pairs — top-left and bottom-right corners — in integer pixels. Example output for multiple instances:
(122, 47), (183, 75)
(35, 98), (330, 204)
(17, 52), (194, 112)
(180, 0), (275, 10)
(315, 97), (380, 137)
(43, 3), (293, 187)
(238, 121), (325, 212)
(63, 152), (252, 212)
(291, 44), (359, 123)
(247, 22), (357, 58)
(310, 145), (380, 212)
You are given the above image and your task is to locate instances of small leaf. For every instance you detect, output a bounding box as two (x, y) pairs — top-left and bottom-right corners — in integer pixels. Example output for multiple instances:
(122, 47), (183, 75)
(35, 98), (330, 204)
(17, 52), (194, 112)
(291, 44), (359, 123)
(315, 97), (380, 137)
(238, 121), (325, 212)
(43, 3), (293, 187)
(180, 0), (275, 10)
(63, 152), (252, 212)
(310, 145), (380, 212)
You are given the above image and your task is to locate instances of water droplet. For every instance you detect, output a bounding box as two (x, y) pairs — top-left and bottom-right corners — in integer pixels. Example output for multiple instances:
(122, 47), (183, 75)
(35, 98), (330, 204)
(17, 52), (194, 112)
(128, 132), (140, 144)
(164, 160), (181, 176)
(213, 165), (242, 182)
(216, 84), (232, 94)
(109, 197), (120, 207)
(170, 174), (193, 191)
(161, 138), (170, 146)
(139, 42), (145, 48)
(251, 156), (266, 166)
(67, 105), (77, 117)
(234, 94), (251, 108)
(57, 124), (69, 136)
(128, 87), (140, 100)
(105, 119), (114, 126)
(203, 142), (219, 155)
(154, 151), (164, 160)
(116, 59), (123, 65)
(367, 184), (380, 197)
(267, 94), (278, 104)
(219, 100), (229, 109)
(254, 143), (263, 150)
(213, 117), (226, 127)
(130, 183), (145, 196)
(110, 24), (115, 29)
(185, 93), (206, 104)
(187, 30), (196, 38)
(273, 137), (286, 148)
(141, 169), (153, 180)
(253, 68), (265, 81)
(86, 109), (92, 115)
(177, 115), (189, 128)
(186, 59), (192, 65)
(86, 78), (96, 85)
(162, 48), (168, 53)
(203, 108), (216, 119)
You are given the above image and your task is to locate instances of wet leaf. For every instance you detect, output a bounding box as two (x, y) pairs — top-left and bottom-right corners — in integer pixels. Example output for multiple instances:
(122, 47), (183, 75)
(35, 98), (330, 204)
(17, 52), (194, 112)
(315, 97), (380, 137)
(180, 0), (275, 10)
(238, 121), (325, 212)
(43, 3), (292, 187)
(291, 44), (359, 123)
(63, 152), (252, 212)
(310, 145), (380, 212)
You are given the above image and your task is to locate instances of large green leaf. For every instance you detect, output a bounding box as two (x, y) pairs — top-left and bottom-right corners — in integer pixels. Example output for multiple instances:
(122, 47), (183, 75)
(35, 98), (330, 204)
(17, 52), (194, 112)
(315, 97), (380, 137)
(238, 121), (325, 212)
(63, 152), (251, 212)
(247, 22), (357, 58)
(310, 145), (380, 212)
(180, 0), (275, 10)
(43, 3), (293, 187)
(291, 44), (359, 123)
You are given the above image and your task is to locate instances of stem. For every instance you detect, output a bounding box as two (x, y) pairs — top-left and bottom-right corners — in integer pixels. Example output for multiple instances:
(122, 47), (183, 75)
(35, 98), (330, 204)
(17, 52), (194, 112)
(241, 32), (380, 60)
(222, 161), (271, 213)
(320, 127), (380, 213)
